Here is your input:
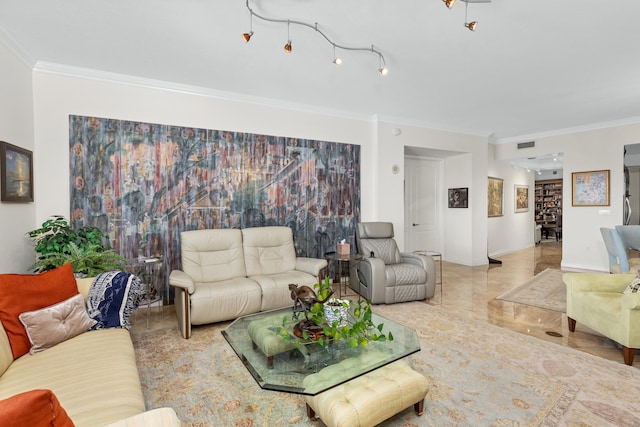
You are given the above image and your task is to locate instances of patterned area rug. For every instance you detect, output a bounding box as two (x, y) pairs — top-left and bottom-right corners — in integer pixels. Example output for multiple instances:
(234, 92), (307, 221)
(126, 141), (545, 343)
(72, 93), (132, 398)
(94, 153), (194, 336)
(496, 268), (566, 312)
(131, 302), (640, 426)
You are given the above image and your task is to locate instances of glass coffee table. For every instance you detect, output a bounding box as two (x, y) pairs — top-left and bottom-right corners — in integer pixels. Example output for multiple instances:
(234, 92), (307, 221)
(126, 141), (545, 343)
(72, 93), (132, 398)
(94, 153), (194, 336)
(222, 306), (420, 395)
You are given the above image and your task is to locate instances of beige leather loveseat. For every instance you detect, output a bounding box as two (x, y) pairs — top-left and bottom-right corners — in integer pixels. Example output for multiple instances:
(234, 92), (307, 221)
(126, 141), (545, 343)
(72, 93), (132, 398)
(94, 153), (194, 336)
(0, 277), (180, 426)
(170, 226), (328, 339)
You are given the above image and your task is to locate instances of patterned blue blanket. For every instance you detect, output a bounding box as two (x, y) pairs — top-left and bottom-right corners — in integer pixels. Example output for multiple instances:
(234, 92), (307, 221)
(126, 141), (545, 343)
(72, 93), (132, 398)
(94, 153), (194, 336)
(87, 271), (141, 329)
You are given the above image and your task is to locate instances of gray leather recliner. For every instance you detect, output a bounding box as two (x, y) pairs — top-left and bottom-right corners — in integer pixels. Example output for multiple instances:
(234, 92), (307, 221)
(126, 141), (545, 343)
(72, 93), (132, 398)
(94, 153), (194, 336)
(350, 222), (436, 304)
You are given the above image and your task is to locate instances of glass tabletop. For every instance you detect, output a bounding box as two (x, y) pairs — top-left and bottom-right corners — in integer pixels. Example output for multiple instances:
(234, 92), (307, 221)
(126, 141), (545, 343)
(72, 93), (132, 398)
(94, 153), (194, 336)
(221, 306), (420, 395)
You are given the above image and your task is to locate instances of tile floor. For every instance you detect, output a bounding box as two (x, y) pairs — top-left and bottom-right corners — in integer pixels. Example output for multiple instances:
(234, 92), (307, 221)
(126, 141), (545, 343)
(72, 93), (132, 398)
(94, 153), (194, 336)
(133, 237), (637, 367)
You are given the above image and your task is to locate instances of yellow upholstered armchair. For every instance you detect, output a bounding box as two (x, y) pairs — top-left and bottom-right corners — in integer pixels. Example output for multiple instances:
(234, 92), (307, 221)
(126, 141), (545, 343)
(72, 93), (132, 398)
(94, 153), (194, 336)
(563, 272), (640, 365)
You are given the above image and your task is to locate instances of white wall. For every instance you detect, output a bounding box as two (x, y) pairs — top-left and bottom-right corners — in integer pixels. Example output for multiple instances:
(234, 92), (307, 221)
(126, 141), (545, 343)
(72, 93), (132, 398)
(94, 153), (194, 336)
(444, 153), (473, 264)
(375, 121), (489, 265)
(488, 144), (536, 258)
(0, 42), (35, 273)
(495, 124), (640, 272)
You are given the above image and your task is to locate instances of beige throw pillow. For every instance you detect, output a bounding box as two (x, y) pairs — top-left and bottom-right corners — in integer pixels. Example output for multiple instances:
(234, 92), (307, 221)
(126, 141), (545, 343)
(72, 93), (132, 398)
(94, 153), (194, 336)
(18, 294), (97, 354)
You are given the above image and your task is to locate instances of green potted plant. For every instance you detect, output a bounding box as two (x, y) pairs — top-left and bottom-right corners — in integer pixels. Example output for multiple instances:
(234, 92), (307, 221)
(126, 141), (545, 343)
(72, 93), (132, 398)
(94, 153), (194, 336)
(281, 277), (393, 347)
(27, 215), (127, 277)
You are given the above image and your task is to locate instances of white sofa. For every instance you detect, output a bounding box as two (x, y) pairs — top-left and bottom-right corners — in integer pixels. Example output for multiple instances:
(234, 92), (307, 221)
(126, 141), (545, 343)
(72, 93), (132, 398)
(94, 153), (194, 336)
(170, 226), (328, 339)
(0, 277), (180, 427)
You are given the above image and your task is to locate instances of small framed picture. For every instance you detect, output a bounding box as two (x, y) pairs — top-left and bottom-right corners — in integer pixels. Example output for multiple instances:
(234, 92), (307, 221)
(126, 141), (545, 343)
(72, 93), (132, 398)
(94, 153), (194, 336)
(0, 141), (34, 203)
(514, 185), (529, 213)
(488, 177), (503, 217)
(448, 187), (468, 208)
(572, 169), (609, 206)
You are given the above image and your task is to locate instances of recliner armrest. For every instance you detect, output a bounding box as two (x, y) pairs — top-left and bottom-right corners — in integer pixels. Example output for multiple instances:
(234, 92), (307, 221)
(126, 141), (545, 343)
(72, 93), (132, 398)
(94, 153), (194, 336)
(401, 253), (436, 284)
(359, 257), (387, 303)
(563, 272), (635, 294)
(622, 292), (640, 310)
(295, 257), (328, 277)
(169, 269), (196, 294)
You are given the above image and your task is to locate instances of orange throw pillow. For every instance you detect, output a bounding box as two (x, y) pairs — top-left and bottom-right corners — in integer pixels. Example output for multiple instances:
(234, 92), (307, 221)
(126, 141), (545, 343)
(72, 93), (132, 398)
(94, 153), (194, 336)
(0, 389), (75, 427)
(0, 263), (79, 359)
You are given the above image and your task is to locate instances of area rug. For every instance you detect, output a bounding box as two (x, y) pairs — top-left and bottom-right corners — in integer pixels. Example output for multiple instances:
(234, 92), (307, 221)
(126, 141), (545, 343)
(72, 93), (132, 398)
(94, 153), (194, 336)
(131, 302), (640, 426)
(496, 268), (566, 312)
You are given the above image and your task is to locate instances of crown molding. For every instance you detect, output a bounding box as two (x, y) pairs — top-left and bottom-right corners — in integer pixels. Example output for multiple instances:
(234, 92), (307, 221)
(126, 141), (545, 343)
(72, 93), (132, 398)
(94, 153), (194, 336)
(0, 26), (35, 67)
(374, 113), (492, 138)
(32, 61), (376, 123)
(494, 116), (640, 145)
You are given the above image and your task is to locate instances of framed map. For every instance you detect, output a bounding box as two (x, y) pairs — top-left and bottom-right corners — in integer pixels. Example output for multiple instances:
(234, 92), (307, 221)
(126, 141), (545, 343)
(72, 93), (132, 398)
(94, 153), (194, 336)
(572, 170), (609, 206)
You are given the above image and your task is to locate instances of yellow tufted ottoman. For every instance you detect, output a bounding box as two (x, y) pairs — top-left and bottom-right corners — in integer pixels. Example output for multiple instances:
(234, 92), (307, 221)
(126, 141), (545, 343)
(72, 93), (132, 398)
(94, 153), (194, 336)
(303, 359), (429, 427)
(247, 315), (297, 368)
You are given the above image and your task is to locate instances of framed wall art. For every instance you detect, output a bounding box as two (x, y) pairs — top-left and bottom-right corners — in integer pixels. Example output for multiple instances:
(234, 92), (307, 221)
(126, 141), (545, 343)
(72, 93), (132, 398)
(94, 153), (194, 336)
(448, 187), (468, 208)
(514, 184), (529, 213)
(572, 169), (609, 206)
(0, 141), (33, 203)
(488, 177), (503, 217)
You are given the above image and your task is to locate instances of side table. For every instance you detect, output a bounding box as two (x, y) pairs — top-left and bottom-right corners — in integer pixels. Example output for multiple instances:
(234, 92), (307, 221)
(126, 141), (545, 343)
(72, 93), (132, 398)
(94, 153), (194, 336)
(324, 253), (363, 298)
(129, 256), (163, 328)
(413, 250), (442, 301)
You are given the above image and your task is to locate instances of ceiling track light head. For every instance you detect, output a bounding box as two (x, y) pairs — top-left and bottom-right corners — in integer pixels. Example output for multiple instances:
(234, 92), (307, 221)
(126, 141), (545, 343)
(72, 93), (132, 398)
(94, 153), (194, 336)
(443, 0), (457, 9)
(243, 7), (254, 42)
(464, 1), (478, 31)
(332, 44), (342, 65)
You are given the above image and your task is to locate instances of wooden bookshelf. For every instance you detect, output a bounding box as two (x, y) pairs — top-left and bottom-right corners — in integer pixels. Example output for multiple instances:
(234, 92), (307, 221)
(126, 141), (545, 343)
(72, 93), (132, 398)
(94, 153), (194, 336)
(535, 179), (562, 239)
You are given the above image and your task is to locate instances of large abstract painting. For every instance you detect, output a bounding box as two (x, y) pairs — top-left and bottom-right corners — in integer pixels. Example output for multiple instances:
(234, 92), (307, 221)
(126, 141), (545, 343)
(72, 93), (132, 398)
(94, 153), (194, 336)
(69, 116), (361, 302)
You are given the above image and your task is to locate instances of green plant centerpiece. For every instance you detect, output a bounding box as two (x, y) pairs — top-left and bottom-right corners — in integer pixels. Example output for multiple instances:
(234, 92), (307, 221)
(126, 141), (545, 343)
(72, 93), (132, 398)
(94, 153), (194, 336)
(281, 277), (393, 348)
(27, 215), (127, 277)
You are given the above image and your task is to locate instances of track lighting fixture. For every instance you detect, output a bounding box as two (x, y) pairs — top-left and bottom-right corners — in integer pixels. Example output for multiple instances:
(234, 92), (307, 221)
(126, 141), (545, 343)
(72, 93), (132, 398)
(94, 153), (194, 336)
(444, 0), (490, 31)
(443, 0), (456, 9)
(242, 0), (387, 75)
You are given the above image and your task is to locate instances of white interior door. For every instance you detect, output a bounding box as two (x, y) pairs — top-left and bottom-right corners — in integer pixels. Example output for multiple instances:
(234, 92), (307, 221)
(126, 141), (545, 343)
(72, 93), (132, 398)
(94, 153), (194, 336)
(404, 156), (443, 253)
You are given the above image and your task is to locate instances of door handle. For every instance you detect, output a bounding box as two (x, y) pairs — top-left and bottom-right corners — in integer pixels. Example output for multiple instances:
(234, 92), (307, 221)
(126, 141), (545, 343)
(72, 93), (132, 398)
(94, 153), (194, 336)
(413, 223), (419, 226)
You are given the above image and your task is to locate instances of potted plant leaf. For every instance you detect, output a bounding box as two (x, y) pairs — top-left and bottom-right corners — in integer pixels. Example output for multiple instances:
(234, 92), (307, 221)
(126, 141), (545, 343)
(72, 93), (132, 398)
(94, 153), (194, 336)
(28, 215), (127, 277)
(281, 277), (393, 347)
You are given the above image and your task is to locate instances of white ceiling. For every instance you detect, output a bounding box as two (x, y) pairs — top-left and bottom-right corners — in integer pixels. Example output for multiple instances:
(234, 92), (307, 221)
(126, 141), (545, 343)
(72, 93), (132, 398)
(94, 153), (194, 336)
(1, 0), (639, 170)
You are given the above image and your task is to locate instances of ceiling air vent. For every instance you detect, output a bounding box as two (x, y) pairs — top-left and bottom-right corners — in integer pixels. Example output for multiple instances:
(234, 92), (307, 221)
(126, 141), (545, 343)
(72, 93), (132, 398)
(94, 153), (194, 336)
(517, 141), (535, 149)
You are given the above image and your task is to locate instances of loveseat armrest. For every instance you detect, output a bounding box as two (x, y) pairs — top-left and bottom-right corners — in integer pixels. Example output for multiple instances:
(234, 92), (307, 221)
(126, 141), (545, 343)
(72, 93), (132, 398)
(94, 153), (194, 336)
(563, 272), (635, 294)
(295, 257), (328, 278)
(169, 270), (195, 294)
(622, 292), (640, 310)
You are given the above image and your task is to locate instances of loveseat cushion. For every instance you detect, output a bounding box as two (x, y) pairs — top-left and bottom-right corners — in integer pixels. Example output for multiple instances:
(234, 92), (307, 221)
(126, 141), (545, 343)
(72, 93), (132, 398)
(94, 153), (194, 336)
(0, 389), (75, 427)
(0, 263), (79, 359)
(181, 229), (246, 283)
(242, 226), (297, 276)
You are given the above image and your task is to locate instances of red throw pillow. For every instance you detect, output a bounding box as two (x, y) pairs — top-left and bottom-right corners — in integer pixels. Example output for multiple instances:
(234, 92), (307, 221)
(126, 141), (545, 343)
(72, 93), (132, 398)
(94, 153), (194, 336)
(0, 263), (79, 359)
(0, 389), (75, 427)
